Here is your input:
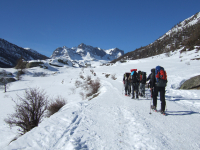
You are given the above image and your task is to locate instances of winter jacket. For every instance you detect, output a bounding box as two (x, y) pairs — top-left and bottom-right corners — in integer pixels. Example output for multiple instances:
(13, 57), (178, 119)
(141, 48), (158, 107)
(147, 69), (156, 88)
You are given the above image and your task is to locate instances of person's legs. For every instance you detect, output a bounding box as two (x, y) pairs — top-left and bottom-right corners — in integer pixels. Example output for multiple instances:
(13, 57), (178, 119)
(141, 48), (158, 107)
(125, 81), (128, 95)
(160, 87), (166, 111)
(141, 84), (145, 97)
(131, 83), (134, 98)
(152, 87), (158, 108)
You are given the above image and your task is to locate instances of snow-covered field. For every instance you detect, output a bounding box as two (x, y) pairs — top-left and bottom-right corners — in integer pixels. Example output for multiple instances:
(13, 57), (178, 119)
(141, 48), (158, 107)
(1, 48), (200, 150)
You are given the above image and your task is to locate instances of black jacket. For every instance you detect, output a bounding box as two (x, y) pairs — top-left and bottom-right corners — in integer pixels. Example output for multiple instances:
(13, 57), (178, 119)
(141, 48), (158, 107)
(147, 69), (156, 88)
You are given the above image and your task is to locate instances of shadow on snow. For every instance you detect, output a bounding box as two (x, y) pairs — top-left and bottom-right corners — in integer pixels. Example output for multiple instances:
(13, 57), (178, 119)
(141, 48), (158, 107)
(166, 111), (200, 116)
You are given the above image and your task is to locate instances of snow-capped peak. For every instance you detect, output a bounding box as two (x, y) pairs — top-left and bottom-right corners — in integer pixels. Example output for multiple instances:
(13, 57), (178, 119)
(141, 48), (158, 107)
(50, 43), (124, 67)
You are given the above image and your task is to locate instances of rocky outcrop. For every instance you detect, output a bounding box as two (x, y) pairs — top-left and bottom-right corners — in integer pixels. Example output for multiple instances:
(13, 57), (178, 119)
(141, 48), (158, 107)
(26, 62), (44, 68)
(180, 75), (200, 89)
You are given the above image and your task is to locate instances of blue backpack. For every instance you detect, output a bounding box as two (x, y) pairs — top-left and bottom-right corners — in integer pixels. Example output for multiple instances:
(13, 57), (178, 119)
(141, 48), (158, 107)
(155, 66), (167, 87)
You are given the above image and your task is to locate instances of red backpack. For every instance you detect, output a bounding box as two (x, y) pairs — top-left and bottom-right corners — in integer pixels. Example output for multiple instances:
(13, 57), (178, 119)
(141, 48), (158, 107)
(155, 66), (167, 87)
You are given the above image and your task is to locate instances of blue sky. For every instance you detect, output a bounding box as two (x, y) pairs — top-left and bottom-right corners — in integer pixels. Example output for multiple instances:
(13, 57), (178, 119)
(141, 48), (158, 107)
(0, 0), (199, 57)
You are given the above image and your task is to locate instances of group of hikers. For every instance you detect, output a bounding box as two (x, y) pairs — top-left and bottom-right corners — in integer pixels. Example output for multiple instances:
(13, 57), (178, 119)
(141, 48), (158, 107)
(123, 66), (167, 114)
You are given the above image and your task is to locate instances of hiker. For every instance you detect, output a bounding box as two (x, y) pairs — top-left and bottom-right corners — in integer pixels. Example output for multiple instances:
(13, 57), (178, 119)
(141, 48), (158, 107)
(146, 68), (155, 98)
(139, 71), (146, 97)
(129, 69), (139, 99)
(123, 72), (131, 96)
(151, 66), (167, 114)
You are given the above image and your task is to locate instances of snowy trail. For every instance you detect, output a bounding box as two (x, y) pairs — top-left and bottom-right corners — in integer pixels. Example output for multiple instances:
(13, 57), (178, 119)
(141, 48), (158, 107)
(4, 72), (200, 150)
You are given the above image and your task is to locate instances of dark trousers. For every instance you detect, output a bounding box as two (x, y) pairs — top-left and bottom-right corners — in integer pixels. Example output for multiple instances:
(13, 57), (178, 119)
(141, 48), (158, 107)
(153, 86), (166, 111)
(125, 81), (131, 95)
(131, 83), (138, 98)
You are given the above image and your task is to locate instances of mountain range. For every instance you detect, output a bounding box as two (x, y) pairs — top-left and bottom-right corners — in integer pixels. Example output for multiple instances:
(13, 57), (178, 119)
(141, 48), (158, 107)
(50, 43), (124, 67)
(0, 39), (124, 68)
(111, 12), (200, 63)
(1, 12), (200, 68)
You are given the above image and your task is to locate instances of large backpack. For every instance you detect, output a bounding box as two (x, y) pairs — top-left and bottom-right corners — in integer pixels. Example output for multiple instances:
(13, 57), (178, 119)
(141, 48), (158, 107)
(155, 66), (167, 87)
(131, 71), (138, 83)
(125, 72), (130, 81)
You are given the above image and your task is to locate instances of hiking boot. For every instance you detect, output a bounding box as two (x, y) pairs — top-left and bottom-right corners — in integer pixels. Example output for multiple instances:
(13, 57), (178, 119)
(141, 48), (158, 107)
(160, 110), (165, 114)
(131, 97), (134, 99)
(151, 105), (156, 110)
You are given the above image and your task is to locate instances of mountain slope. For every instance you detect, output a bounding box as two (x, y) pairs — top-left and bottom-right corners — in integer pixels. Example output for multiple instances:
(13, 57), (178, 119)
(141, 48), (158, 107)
(111, 12), (200, 63)
(0, 38), (49, 68)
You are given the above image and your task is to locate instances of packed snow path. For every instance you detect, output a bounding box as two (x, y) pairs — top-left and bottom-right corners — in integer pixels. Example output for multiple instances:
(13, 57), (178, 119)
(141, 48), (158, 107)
(5, 76), (200, 150)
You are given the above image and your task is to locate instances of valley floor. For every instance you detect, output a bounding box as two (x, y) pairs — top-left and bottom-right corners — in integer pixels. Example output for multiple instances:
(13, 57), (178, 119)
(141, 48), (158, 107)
(1, 50), (200, 149)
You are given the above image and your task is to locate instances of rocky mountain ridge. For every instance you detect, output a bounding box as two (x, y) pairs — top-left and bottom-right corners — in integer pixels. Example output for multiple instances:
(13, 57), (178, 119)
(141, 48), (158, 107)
(50, 43), (124, 61)
(0, 38), (49, 68)
(111, 12), (200, 63)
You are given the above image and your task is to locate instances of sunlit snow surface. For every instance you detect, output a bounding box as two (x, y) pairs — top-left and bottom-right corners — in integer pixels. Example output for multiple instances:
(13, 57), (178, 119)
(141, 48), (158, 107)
(1, 49), (200, 150)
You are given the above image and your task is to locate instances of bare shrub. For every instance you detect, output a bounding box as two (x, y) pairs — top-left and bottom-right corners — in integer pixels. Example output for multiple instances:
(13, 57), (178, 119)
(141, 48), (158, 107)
(16, 71), (22, 80)
(180, 47), (187, 54)
(46, 96), (67, 117)
(75, 80), (82, 88)
(0, 70), (12, 92)
(15, 57), (27, 73)
(4, 88), (48, 135)
(80, 74), (85, 80)
(86, 75), (91, 82)
(105, 74), (110, 78)
(33, 72), (47, 77)
(86, 78), (101, 98)
(111, 74), (117, 80)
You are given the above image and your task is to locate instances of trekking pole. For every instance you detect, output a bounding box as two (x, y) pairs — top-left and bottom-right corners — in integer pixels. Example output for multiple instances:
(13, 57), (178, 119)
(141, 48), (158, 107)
(165, 101), (167, 111)
(122, 85), (123, 95)
(149, 97), (152, 114)
(122, 83), (124, 95)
